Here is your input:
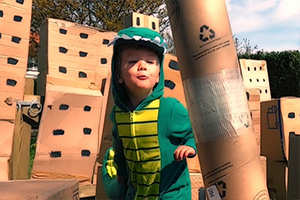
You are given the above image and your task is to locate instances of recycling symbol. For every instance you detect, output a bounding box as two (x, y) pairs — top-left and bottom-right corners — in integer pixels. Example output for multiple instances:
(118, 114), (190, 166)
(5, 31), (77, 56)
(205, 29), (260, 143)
(199, 25), (215, 42)
(215, 180), (227, 198)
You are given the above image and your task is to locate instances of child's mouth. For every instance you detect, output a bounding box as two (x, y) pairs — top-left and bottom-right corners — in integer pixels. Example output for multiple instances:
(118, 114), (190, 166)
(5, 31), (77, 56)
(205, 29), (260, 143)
(137, 75), (148, 80)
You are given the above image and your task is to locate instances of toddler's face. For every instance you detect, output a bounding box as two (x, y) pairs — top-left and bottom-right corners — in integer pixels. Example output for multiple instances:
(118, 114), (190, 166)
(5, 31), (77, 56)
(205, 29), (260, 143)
(119, 47), (160, 97)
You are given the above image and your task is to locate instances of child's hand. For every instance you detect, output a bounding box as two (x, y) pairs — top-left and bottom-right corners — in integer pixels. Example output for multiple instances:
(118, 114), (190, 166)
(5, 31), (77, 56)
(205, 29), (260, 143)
(174, 145), (196, 161)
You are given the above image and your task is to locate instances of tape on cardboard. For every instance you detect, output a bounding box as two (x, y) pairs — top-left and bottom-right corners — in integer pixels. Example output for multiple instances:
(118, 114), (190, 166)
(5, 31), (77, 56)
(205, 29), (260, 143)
(183, 68), (251, 143)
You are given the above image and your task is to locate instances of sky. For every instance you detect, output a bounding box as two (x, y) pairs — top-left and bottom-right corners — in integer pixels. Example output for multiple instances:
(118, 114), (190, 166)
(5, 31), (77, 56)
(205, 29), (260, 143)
(225, 0), (300, 52)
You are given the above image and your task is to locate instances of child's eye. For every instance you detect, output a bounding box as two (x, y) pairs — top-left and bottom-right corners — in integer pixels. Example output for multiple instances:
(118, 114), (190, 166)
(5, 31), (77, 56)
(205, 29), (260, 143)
(129, 60), (138, 64)
(147, 60), (156, 64)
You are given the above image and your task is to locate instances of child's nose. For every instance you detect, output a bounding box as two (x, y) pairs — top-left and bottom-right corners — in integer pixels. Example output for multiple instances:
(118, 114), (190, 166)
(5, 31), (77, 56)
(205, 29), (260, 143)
(137, 60), (147, 71)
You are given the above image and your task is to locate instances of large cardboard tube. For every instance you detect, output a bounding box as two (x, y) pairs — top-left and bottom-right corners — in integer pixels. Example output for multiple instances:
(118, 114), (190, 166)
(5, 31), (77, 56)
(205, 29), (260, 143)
(166, 0), (269, 199)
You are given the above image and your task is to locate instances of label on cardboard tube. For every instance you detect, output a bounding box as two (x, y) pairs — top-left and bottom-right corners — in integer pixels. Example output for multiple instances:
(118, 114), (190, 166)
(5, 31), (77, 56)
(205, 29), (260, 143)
(206, 185), (222, 200)
(183, 68), (251, 143)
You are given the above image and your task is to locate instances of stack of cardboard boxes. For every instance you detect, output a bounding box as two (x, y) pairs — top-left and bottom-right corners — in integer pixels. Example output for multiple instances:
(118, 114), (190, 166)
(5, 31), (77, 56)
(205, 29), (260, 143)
(32, 18), (115, 185)
(261, 97), (300, 199)
(240, 58), (300, 199)
(0, 0), (32, 180)
(239, 59), (272, 151)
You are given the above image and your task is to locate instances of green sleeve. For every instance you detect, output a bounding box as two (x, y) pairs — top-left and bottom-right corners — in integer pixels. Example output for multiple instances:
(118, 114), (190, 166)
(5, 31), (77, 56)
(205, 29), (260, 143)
(171, 100), (197, 156)
(110, 107), (128, 177)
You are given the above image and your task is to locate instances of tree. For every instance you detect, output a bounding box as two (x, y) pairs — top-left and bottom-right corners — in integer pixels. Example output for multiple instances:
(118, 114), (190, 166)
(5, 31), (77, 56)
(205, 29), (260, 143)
(30, 0), (169, 59)
(234, 36), (258, 56)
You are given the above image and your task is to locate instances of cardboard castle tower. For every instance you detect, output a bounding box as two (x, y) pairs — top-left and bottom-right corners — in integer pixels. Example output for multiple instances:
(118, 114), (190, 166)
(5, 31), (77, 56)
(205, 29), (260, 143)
(0, 0), (33, 181)
(32, 18), (115, 183)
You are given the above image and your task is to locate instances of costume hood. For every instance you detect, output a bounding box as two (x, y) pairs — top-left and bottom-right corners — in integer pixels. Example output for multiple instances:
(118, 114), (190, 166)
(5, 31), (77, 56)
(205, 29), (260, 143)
(109, 27), (167, 111)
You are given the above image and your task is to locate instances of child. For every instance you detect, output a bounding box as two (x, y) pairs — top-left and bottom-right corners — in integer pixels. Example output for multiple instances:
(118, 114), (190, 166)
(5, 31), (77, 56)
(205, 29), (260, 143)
(108, 27), (197, 200)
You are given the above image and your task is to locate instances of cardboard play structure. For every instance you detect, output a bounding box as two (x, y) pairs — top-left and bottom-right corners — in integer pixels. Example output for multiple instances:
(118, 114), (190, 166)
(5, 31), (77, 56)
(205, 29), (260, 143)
(0, 0), (32, 180)
(1, 2), (299, 199)
(32, 18), (115, 185)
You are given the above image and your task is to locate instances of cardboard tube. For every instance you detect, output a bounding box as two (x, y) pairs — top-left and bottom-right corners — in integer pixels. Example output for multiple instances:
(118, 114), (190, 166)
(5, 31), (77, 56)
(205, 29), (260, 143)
(166, 0), (269, 199)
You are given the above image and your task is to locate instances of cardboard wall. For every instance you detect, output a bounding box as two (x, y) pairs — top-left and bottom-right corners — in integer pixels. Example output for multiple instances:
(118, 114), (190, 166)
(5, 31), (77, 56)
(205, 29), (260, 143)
(37, 18), (115, 96)
(0, 156), (9, 181)
(0, 0), (32, 120)
(239, 59), (271, 102)
(261, 97), (300, 161)
(32, 85), (104, 181)
(246, 88), (261, 151)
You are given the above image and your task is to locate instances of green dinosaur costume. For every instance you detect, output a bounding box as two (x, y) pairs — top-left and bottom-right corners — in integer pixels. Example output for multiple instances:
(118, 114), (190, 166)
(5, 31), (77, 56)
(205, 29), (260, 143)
(109, 27), (196, 200)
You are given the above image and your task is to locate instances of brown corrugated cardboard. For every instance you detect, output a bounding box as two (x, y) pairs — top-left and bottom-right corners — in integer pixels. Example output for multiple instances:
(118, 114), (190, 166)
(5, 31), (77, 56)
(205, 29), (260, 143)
(267, 160), (288, 200)
(197, 132), (268, 199)
(0, 69), (25, 120)
(37, 18), (114, 95)
(124, 12), (146, 29)
(0, 0), (32, 11)
(123, 12), (159, 32)
(0, 179), (79, 200)
(0, 33), (29, 58)
(287, 133), (300, 200)
(0, 120), (14, 157)
(0, 156), (9, 181)
(261, 97), (300, 161)
(239, 59), (271, 102)
(0, 2), (32, 39)
(163, 53), (187, 107)
(166, 0), (268, 198)
(32, 84), (103, 181)
(190, 172), (205, 200)
(145, 15), (160, 32)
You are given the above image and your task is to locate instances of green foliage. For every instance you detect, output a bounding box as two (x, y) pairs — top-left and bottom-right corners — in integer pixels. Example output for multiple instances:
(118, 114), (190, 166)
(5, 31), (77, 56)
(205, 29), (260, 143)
(239, 50), (300, 98)
(30, 0), (167, 59)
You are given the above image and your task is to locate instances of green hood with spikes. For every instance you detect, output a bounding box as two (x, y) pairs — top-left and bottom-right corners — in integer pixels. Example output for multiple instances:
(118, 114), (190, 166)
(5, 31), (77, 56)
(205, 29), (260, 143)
(109, 27), (167, 111)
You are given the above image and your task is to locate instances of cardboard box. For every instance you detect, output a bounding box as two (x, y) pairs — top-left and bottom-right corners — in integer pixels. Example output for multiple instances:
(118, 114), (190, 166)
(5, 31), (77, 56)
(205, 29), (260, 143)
(0, 156), (9, 181)
(37, 18), (114, 95)
(0, 33), (29, 58)
(239, 59), (271, 102)
(0, 0), (32, 11)
(145, 15), (160, 32)
(0, 54), (28, 72)
(190, 172), (205, 200)
(0, 179), (79, 200)
(267, 160), (288, 200)
(0, 69), (25, 120)
(287, 133), (300, 200)
(32, 84), (103, 180)
(261, 97), (300, 161)
(0, 120), (14, 157)
(0, 3), (32, 39)
(124, 12), (159, 32)
(163, 53), (187, 107)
